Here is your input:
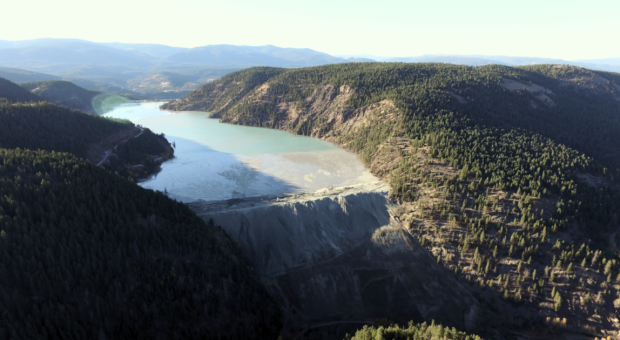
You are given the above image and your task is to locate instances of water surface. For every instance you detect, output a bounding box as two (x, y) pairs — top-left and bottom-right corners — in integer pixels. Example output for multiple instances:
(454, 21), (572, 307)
(104, 102), (376, 202)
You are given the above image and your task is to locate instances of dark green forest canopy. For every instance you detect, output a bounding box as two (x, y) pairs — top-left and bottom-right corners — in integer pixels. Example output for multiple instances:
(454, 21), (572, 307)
(0, 101), (131, 158)
(0, 101), (172, 180)
(0, 149), (281, 339)
(0, 77), (41, 103)
(20, 80), (101, 112)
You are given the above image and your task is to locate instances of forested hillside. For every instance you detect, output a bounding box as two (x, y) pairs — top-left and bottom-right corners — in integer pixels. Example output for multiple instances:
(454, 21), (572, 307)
(20, 80), (101, 112)
(0, 149), (281, 339)
(165, 63), (620, 337)
(0, 101), (172, 179)
(0, 77), (41, 102)
(0, 101), (129, 156)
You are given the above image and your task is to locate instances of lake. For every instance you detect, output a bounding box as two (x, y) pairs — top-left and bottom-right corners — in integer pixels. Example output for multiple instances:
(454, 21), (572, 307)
(104, 102), (377, 202)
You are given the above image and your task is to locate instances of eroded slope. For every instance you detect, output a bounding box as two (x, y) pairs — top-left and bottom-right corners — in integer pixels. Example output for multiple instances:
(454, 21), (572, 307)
(192, 183), (480, 335)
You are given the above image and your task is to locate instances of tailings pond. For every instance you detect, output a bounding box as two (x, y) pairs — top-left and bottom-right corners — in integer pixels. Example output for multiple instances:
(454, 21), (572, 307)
(104, 102), (377, 202)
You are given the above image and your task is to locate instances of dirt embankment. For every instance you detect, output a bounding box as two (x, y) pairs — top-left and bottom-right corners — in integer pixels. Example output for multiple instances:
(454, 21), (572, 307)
(190, 182), (480, 335)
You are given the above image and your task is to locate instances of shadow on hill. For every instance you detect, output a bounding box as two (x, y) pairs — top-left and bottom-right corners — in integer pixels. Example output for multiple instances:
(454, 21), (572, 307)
(140, 135), (300, 202)
(202, 186), (481, 335)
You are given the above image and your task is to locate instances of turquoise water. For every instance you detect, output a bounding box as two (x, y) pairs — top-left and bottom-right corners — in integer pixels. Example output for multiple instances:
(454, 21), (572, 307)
(105, 102), (335, 155)
(102, 102), (170, 121)
(103, 102), (374, 202)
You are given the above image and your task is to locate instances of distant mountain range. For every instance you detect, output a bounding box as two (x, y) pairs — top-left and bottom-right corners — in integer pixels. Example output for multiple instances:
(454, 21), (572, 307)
(0, 39), (373, 99)
(0, 39), (618, 99)
(0, 39), (374, 71)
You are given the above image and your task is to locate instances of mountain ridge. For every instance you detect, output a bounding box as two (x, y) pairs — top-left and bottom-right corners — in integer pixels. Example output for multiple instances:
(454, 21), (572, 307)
(20, 80), (102, 112)
(0, 76), (42, 102)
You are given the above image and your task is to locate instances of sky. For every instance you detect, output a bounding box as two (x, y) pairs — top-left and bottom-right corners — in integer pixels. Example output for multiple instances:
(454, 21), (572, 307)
(2, 0), (619, 60)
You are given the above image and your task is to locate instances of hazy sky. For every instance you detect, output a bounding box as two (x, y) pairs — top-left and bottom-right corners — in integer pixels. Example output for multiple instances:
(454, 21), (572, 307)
(2, 0), (619, 59)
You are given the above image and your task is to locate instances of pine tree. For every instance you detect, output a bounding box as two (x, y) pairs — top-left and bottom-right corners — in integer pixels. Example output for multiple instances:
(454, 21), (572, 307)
(604, 261), (613, 276)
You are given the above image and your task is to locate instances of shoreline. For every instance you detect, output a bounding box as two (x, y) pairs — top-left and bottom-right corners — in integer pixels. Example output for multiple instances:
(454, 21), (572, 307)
(105, 102), (380, 203)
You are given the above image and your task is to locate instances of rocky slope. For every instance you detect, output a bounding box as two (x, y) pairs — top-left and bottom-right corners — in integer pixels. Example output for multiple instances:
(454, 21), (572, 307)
(190, 182), (480, 337)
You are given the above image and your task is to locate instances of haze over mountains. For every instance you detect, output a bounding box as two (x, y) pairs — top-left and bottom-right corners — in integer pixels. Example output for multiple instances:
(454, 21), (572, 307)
(0, 39), (369, 99)
(2, 38), (619, 101)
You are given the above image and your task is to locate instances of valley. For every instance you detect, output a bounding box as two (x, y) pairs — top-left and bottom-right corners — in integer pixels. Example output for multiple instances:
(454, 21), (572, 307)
(3, 0), (617, 337)
(2, 54), (620, 339)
